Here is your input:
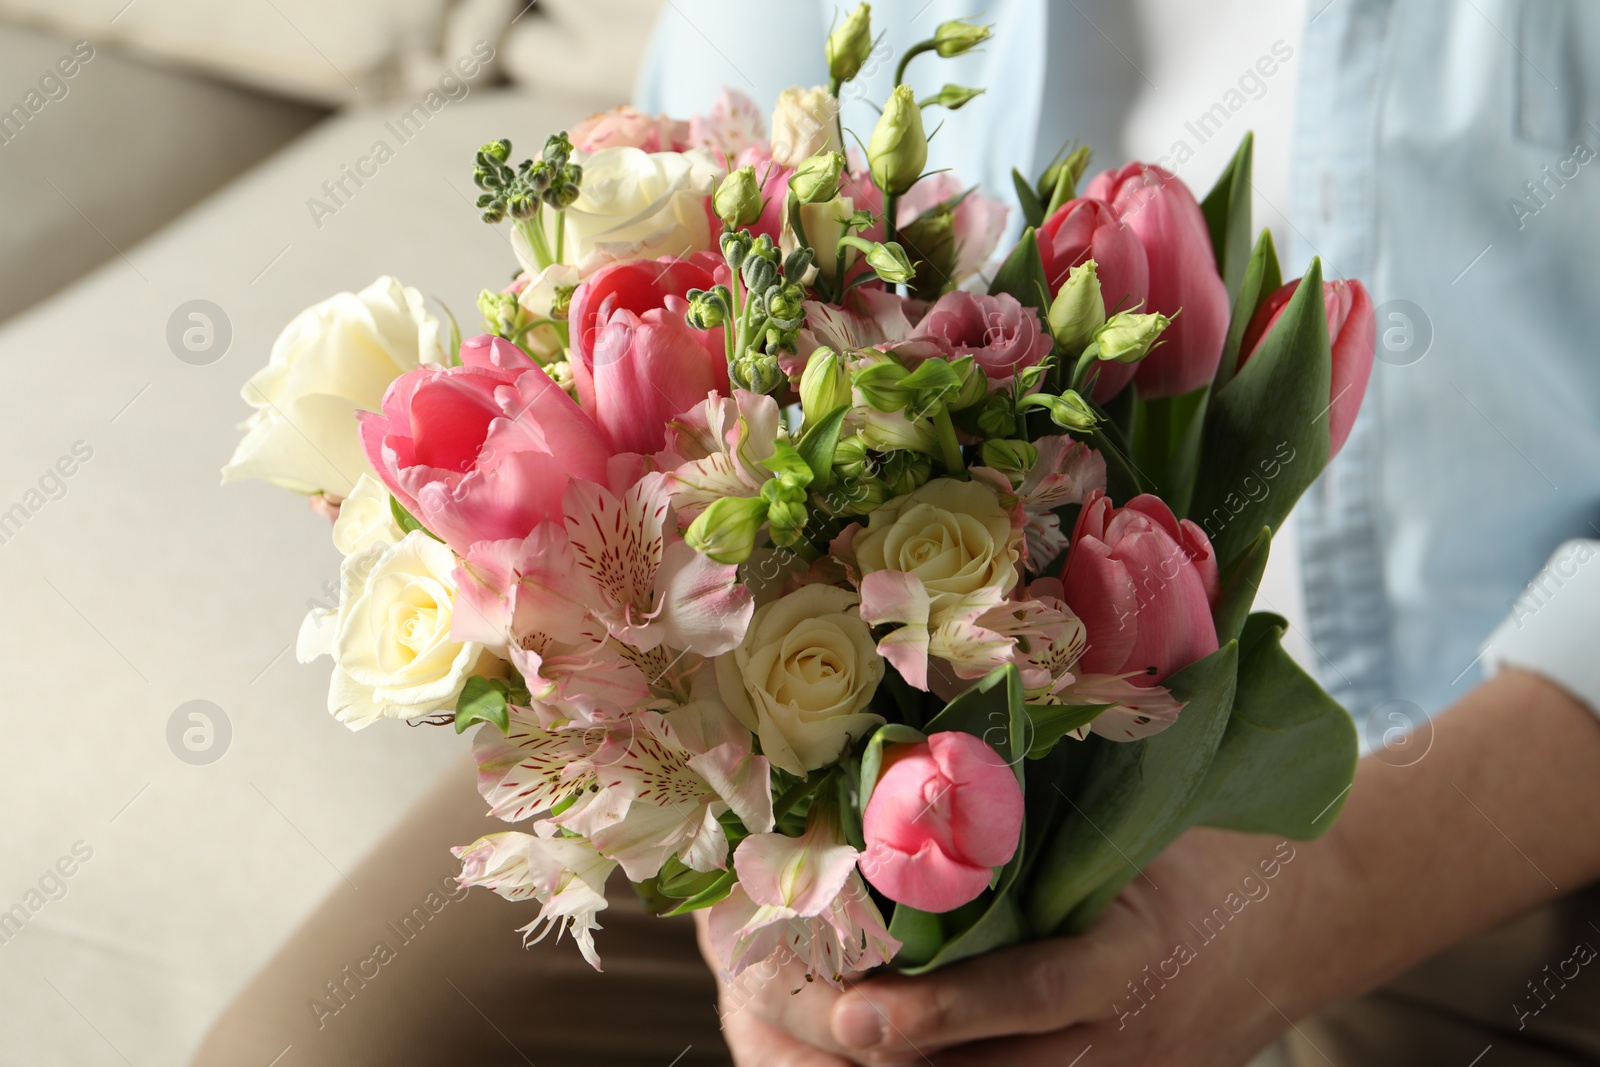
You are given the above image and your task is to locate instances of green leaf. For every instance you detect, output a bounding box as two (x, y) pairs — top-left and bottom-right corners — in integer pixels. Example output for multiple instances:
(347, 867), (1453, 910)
(922, 664), (1029, 782)
(1024, 703), (1112, 759)
(1042, 161), (1075, 221)
(887, 904), (946, 967)
(1179, 613), (1358, 837)
(656, 854), (727, 899)
(1213, 228), (1283, 392)
(453, 675), (510, 735)
(1190, 257), (1330, 567)
(1023, 642), (1239, 936)
(389, 494), (442, 541)
(1210, 526), (1271, 645)
(1200, 131), (1254, 302)
(662, 869), (738, 916)
(857, 723), (929, 813)
(796, 403), (850, 487)
(988, 228), (1051, 316)
(1129, 385), (1209, 518)
(1012, 167), (1045, 230)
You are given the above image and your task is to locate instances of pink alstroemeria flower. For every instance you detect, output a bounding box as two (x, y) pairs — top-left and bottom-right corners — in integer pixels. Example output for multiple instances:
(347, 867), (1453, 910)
(358, 334), (613, 554)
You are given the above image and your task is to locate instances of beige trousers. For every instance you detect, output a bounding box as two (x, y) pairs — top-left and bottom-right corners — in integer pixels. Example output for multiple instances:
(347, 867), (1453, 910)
(192, 756), (1600, 1066)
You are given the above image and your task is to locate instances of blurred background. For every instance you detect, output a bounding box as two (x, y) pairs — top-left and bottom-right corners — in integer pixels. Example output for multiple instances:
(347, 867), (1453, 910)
(0, 0), (1313, 1062)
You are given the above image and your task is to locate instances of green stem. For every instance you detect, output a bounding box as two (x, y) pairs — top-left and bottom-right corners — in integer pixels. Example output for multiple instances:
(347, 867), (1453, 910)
(931, 404), (967, 478)
(893, 40), (935, 90)
(553, 209), (566, 264)
(726, 268), (743, 364)
(828, 74), (846, 151)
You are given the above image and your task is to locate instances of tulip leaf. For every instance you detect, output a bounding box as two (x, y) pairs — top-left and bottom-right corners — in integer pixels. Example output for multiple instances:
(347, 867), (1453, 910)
(1211, 525), (1271, 644)
(1129, 385), (1209, 517)
(922, 663), (1029, 784)
(1179, 613), (1358, 838)
(857, 723), (929, 813)
(1200, 131), (1254, 301)
(1024, 703), (1112, 759)
(1012, 167), (1045, 230)
(1214, 228), (1283, 392)
(1191, 257), (1330, 568)
(988, 227), (1051, 316)
(453, 675), (511, 735)
(1023, 641), (1239, 936)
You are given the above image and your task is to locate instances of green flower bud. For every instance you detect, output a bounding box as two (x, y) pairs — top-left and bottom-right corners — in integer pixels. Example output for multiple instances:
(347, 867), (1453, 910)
(684, 286), (731, 330)
(976, 393), (1018, 438)
(979, 438), (1039, 480)
(790, 151), (847, 205)
(1095, 308), (1173, 364)
(721, 229), (754, 271)
(826, 2), (874, 83)
(899, 356), (964, 419)
(922, 83), (985, 110)
(799, 347), (852, 425)
(859, 408), (938, 453)
(831, 435), (873, 481)
(730, 352), (786, 395)
(947, 355), (989, 411)
(685, 496), (769, 565)
(1048, 260), (1105, 351)
(933, 19), (991, 57)
(841, 237), (917, 284)
(1020, 390), (1099, 432)
(741, 254), (779, 296)
(765, 283), (807, 330)
(867, 85), (927, 196)
(1035, 144), (1091, 206)
(479, 139), (511, 165)
(714, 165), (763, 229)
(880, 450), (934, 496)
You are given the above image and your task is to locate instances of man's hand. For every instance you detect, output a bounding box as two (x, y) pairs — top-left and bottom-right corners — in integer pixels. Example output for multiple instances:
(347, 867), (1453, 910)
(699, 828), (1289, 1066)
(697, 668), (1600, 1065)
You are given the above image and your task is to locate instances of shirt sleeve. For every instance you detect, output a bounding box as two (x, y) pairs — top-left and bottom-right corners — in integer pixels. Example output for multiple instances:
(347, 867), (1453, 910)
(1482, 539), (1600, 714)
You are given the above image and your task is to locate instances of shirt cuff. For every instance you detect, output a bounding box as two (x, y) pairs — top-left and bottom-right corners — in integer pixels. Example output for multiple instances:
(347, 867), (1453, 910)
(1482, 539), (1600, 715)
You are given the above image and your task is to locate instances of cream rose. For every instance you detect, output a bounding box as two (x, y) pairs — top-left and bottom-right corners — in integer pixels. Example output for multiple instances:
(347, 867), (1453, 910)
(715, 585), (885, 775)
(854, 478), (1023, 622)
(522, 146), (722, 277)
(770, 86), (841, 166)
(222, 276), (445, 497)
(297, 531), (488, 730)
(331, 473), (402, 556)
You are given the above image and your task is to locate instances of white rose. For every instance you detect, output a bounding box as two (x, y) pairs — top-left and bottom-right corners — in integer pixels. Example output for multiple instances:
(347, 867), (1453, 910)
(298, 531), (488, 730)
(715, 584), (885, 775)
(854, 478), (1022, 623)
(519, 147), (722, 276)
(331, 473), (402, 556)
(770, 86), (842, 166)
(222, 276), (445, 497)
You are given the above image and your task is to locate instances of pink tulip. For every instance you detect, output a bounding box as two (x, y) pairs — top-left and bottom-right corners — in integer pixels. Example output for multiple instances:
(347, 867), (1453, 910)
(1037, 197), (1150, 401)
(567, 253), (730, 455)
(1085, 164), (1229, 398)
(909, 290), (1051, 392)
(359, 335), (613, 553)
(860, 731), (1024, 913)
(1061, 491), (1220, 687)
(1239, 278), (1376, 458)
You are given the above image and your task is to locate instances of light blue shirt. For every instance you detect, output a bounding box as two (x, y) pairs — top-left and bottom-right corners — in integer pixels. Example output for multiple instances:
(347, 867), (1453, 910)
(640, 1), (1600, 732)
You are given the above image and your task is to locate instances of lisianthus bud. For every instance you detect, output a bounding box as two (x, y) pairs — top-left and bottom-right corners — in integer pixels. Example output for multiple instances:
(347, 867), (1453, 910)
(800, 347), (852, 424)
(933, 18), (991, 57)
(790, 151), (847, 205)
(1021, 390), (1098, 432)
(1096, 308), (1173, 364)
(948, 355), (989, 411)
(979, 438), (1038, 480)
(855, 239), (917, 284)
(925, 83), (984, 110)
(827, 2), (874, 83)
(898, 206), (957, 301)
(1048, 260), (1105, 351)
(714, 165), (763, 229)
(686, 495), (769, 564)
(868, 85), (927, 196)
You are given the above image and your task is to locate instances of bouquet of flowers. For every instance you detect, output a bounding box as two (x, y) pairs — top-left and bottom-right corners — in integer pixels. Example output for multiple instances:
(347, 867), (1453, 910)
(226, 4), (1375, 983)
